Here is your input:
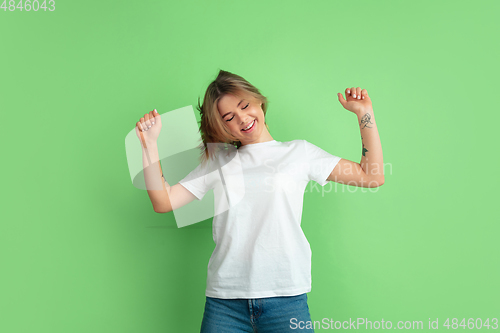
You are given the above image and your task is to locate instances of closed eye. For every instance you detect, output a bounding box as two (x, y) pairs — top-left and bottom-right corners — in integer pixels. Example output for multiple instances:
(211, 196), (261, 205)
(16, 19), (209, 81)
(226, 103), (249, 122)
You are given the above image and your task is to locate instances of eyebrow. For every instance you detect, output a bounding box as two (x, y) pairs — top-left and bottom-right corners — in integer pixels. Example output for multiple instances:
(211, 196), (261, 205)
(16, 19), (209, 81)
(221, 99), (244, 119)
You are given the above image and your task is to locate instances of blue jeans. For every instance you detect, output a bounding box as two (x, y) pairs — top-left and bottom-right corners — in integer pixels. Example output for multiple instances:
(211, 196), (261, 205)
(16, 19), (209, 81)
(200, 293), (314, 332)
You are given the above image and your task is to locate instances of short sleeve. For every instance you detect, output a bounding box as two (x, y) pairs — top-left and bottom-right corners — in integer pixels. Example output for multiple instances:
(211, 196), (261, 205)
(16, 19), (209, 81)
(303, 140), (342, 186)
(178, 162), (211, 200)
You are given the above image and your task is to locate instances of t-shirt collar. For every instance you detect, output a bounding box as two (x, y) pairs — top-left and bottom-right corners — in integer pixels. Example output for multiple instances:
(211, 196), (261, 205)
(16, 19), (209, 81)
(238, 140), (279, 149)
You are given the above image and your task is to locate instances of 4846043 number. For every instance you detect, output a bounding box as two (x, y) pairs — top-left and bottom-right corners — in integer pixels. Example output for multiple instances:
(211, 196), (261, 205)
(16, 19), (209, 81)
(443, 318), (498, 330)
(1, 0), (55, 11)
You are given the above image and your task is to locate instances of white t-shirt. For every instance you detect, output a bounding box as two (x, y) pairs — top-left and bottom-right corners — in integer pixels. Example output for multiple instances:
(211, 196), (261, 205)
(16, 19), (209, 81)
(178, 139), (341, 299)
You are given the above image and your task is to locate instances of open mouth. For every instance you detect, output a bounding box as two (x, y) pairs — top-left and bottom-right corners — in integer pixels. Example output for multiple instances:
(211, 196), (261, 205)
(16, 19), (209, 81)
(241, 119), (256, 132)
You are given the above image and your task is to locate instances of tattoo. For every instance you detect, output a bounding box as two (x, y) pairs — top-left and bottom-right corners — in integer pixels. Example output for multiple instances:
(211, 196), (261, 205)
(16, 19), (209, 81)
(361, 136), (369, 156)
(359, 112), (373, 129)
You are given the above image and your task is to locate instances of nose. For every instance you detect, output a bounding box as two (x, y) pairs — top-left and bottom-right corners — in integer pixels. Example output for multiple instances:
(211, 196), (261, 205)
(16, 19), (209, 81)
(241, 118), (248, 125)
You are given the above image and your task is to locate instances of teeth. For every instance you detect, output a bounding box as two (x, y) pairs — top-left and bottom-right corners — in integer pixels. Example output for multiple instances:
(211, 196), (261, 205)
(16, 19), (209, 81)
(242, 120), (255, 131)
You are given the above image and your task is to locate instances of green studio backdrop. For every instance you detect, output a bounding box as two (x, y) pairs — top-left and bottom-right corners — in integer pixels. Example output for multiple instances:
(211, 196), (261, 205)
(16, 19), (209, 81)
(1, 0), (498, 332)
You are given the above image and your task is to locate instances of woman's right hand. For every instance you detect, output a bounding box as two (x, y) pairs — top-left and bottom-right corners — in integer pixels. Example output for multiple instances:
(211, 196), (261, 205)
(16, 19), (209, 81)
(135, 109), (162, 148)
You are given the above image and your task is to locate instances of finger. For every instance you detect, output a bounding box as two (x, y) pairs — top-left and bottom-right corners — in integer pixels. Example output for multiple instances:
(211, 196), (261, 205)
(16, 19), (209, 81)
(356, 87), (362, 99)
(140, 117), (148, 131)
(346, 87), (351, 99)
(136, 121), (143, 133)
(351, 87), (356, 98)
(153, 109), (162, 127)
(151, 109), (161, 126)
(147, 111), (154, 127)
(144, 113), (152, 129)
(361, 89), (368, 99)
(338, 92), (346, 107)
(149, 111), (156, 125)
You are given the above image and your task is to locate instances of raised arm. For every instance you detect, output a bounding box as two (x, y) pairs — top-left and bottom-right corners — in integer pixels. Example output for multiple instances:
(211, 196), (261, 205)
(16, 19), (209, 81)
(358, 97), (384, 183)
(327, 87), (384, 188)
(135, 110), (198, 213)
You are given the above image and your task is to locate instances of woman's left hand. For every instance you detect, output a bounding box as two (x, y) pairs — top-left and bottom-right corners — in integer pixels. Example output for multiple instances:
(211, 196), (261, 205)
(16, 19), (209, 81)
(337, 87), (372, 115)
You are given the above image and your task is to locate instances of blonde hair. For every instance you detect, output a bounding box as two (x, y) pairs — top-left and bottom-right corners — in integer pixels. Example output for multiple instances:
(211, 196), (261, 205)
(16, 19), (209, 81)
(195, 69), (270, 166)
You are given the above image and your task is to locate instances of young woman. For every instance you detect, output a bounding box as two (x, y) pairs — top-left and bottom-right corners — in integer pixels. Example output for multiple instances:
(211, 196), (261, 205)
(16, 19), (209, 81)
(135, 70), (384, 332)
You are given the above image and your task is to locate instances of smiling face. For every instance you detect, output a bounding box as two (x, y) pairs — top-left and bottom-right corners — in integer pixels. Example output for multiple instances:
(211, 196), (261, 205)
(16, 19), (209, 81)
(217, 92), (273, 146)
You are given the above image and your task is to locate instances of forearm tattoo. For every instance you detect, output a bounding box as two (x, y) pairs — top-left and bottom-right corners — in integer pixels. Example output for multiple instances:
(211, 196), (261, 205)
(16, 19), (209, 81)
(361, 135), (368, 157)
(359, 112), (373, 129)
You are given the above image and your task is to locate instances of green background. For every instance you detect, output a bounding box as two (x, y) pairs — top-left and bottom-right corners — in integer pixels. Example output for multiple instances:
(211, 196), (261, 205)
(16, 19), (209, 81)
(1, 0), (499, 332)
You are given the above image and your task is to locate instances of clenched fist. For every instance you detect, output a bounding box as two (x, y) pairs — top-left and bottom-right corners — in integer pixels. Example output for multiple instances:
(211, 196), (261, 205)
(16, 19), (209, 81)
(337, 87), (372, 116)
(135, 109), (162, 148)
